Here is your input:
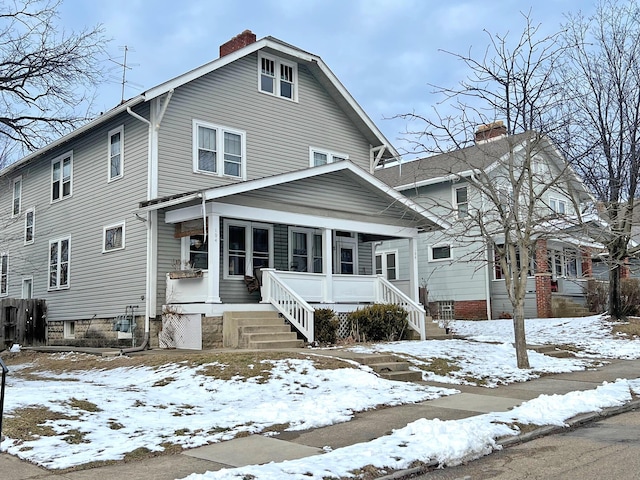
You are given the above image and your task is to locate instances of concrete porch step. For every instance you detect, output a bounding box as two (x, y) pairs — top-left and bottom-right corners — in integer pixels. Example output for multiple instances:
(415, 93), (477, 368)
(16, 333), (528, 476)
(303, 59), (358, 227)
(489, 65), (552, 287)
(351, 354), (420, 382)
(248, 339), (305, 349)
(240, 325), (291, 334)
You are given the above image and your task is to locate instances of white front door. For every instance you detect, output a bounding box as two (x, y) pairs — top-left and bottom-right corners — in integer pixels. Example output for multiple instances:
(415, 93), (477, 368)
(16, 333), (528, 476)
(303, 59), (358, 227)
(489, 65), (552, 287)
(335, 234), (358, 274)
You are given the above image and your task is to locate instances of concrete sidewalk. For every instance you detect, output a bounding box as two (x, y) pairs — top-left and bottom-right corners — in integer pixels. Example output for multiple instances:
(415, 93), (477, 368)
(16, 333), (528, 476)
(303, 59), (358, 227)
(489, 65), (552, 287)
(2, 357), (640, 480)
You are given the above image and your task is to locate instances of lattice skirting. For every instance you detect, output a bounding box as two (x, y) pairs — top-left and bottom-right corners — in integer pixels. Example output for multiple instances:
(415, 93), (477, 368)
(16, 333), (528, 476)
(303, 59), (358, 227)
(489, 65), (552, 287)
(159, 314), (187, 349)
(336, 312), (351, 339)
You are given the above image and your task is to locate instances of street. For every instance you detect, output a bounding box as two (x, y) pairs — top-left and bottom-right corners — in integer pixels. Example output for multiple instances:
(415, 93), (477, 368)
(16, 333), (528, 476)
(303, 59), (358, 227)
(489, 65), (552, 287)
(413, 409), (640, 479)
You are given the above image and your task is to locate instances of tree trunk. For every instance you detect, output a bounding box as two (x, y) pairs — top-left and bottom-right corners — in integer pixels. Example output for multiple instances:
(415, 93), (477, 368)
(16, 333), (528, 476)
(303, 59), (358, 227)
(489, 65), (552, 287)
(513, 302), (530, 369)
(609, 262), (624, 320)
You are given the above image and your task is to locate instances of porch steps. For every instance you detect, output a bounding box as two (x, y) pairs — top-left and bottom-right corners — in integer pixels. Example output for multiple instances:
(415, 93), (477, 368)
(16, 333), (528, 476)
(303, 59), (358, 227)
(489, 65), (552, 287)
(223, 311), (304, 349)
(351, 354), (422, 382)
(552, 297), (593, 318)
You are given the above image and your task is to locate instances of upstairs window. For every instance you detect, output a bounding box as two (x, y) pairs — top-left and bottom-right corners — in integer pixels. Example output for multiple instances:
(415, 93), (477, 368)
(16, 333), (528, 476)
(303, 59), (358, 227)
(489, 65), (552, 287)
(49, 237), (70, 290)
(549, 197), (567, 215)
(103, 222), (125, 252)
(454, 186), (468, 219)
(258, 52), (297, 101)
(24, 208), (34, 244)
(309, 148), (349, 167)
(108, 126), (124, 181)
(193, 121), (245, 179)
(12, 176), (21, 216)
(51, 153), (72, 202)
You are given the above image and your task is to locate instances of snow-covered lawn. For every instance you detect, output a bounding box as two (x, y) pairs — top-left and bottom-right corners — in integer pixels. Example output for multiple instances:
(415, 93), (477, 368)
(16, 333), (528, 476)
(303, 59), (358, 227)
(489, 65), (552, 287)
(1, 314), (640, 478)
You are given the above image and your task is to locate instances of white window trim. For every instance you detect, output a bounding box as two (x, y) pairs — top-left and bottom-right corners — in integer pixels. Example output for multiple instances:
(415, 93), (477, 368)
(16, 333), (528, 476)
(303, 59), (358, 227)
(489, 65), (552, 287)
(22, 276), (33, 299)
(428, 244), (452, 262)
(257, 51), (298, 102)
(50, 152), (73, 203)
(549, 196), (567, 214)
(0, 253), (8, 297)
(223, 220), (273, 279)
(107, 125), (124, 182)
(375, 249), (399, 280)
(12, 176), (22, 217)
(48, 236), (71, 291)
(103, 221), (125, 253)
(24, 208), (35, 245)
(453, 185), (468, 219)
(192, 120), (247, 180)
(309, 147), (349, 167)
(64, 321), (76, 339)
(288, 227), (323, 273)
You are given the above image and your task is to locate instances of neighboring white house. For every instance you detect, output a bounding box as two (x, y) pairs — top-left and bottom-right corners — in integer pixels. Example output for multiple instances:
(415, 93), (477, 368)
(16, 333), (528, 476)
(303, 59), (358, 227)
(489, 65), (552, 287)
(375, 123), (600, 320)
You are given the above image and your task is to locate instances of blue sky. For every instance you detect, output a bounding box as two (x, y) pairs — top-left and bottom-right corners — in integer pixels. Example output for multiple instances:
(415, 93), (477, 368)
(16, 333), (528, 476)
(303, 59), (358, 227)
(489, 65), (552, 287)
(59, 0), (596, 158)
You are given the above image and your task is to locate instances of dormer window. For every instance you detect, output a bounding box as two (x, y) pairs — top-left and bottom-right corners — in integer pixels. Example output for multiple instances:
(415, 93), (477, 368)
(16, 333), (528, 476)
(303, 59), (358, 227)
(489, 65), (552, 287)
(258, 52), (297, 101)
(309, 148), (348, 167)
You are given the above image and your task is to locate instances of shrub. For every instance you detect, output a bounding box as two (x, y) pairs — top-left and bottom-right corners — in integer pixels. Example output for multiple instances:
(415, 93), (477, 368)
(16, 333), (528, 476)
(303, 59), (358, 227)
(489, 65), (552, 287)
(347, 304), (409, 342)
(587, 278), (640, 316)
(586, 279), (608, 314)
(314, 308), (339, 344)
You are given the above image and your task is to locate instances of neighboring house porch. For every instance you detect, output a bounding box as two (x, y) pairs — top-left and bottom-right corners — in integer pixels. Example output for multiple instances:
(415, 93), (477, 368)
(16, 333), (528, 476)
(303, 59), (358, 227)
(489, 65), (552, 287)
(142, 162), (448, 349)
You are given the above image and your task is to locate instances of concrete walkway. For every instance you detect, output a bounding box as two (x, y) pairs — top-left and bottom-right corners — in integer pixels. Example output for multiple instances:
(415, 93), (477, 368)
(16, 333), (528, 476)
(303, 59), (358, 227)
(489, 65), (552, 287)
(1, 355), (640, 480)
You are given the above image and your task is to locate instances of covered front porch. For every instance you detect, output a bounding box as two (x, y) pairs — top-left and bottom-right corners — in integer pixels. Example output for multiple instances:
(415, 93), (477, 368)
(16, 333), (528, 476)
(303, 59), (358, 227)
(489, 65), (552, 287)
(147, 162), (448, 344)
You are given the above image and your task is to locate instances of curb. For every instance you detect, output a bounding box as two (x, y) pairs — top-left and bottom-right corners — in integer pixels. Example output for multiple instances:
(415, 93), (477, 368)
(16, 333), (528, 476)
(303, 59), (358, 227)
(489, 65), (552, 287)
(377, 398), (640, 480)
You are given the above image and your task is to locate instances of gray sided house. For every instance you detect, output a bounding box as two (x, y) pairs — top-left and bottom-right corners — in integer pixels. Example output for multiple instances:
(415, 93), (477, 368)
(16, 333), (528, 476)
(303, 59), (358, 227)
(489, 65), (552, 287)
(0, 31), (447, 350)
(375, 125), (601, 320)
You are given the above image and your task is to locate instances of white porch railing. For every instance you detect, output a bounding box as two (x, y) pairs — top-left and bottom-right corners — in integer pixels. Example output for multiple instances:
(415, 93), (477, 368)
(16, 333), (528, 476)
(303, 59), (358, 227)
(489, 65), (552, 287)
(376, 277), (426, 340)
(260, 269), (315, 343)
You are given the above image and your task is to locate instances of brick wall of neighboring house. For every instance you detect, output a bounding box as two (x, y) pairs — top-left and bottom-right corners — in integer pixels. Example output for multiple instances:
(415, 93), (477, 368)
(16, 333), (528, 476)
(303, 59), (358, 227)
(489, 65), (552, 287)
(454, 300), (488, 320)
(581, 247), (593, 278)
(535, 239), (553, 318)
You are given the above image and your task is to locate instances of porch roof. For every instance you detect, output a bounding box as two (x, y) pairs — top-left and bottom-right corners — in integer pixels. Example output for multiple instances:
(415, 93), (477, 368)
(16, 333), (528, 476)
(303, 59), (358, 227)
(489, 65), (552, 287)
(139, 161), (450, 235)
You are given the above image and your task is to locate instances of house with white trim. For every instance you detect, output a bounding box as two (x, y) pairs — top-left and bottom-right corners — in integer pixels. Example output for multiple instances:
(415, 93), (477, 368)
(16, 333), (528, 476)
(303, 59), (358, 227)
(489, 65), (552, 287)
(0, 30), (447, 350)
(375, 123), (601, 320)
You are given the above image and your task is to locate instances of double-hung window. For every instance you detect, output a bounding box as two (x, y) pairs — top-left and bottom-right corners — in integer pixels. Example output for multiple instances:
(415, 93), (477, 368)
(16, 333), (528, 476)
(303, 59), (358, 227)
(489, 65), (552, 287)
(193, 121), (245, 179)
(549, 197), (567, 215)
(0, 254), (7, 296)
(309, 148), (349, 167)
(12, 176), (21, 216)
(454, 186), (468, 219)
(375, 251), (398, 280)
(51, 153), (72, 202)
(103, 222), (125, 252)
(108, 126), (124, 181)
(258, 52), (297, 101)
(24, 208), (34, 244)
(224, 220), (273, 278)
(49, 237), (70, 290)
(289, 227), (323, 273)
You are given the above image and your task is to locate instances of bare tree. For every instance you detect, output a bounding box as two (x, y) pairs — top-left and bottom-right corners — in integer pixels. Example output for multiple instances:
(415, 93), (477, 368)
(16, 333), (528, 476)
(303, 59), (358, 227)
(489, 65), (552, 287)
(0, 0), (107, 161)
(396, 14), (591, 369)
(556, 0), (640, 320)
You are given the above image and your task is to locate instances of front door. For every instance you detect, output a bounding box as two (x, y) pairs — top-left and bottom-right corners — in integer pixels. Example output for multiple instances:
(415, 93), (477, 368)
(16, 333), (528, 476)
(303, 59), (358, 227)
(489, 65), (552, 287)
(335, 234), (358, 274)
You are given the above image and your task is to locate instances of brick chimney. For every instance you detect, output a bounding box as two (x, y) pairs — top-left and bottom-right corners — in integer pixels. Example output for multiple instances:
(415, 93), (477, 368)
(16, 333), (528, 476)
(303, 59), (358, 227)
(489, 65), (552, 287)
(475, 121), (507, 143)
(220, 30), (257, 57)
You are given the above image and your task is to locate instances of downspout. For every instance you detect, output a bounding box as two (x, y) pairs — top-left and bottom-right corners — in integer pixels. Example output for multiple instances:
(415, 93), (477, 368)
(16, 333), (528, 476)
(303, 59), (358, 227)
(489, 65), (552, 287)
(122, 90), (174, 354)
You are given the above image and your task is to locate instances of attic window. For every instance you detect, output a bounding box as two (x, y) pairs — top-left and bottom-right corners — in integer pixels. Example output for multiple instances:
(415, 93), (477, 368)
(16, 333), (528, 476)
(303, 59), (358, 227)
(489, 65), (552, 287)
(258, 52), (297, 101)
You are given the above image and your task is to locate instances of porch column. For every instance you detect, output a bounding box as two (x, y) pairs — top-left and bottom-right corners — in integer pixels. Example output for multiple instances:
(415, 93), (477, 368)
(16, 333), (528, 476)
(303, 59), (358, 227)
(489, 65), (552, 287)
(206, 213), (221, 303)
(322, 228), (333, 302)
(534, 238), (552, 318)
(408, 236), (419, 302)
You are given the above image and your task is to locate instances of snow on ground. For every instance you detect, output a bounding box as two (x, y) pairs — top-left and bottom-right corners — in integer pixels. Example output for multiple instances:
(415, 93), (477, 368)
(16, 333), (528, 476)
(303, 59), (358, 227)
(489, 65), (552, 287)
(180, 378), (640, 480)
(0, 356), (454, 469)
(452, 314), (640, 359)
(2, 314), (640, 475)
(348, 339), (592, 387)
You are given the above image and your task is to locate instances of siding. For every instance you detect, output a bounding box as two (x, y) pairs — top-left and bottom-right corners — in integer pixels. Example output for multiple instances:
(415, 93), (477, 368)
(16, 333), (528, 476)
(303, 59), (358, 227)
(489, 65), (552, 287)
(0, 105), (150, 321)
(156, 53), (372, 198)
